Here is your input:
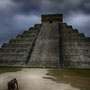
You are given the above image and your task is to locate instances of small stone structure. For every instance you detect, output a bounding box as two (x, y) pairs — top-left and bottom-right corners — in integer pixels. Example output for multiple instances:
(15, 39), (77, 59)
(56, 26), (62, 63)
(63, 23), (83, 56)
(0, 14), (90, 68)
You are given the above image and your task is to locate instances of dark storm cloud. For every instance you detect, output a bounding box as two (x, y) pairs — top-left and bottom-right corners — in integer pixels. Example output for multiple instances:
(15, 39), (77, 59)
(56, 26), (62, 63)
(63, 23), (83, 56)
(11, 0), (90, 15)
(12, 0), (41, 13)
(0, 0), (90, 47)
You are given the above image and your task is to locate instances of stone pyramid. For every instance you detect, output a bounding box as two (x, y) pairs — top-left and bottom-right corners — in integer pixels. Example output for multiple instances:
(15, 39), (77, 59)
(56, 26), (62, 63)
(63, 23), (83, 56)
(0, 14), (90, 68)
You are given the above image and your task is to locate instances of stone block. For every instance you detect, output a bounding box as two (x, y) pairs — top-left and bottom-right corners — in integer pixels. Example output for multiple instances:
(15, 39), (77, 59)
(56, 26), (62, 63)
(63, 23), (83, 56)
(2, 43), (31, 48)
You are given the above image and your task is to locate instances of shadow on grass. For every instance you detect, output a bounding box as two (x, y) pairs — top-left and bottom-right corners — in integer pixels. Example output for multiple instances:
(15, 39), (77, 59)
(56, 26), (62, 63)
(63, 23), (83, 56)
(43, 69), (90, 90)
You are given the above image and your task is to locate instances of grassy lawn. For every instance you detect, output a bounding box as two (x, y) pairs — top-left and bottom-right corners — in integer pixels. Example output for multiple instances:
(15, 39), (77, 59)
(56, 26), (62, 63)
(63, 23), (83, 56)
(0, 67), (22, 74)
(44, 69), (90, 90)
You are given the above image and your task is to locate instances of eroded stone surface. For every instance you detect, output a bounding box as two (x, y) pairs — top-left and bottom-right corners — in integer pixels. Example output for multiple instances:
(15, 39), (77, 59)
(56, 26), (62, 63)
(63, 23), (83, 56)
(0, 14), (90, 68)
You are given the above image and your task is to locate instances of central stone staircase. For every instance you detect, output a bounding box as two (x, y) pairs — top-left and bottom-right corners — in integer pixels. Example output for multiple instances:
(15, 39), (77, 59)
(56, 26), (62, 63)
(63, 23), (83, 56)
(28, 22), (60, 67)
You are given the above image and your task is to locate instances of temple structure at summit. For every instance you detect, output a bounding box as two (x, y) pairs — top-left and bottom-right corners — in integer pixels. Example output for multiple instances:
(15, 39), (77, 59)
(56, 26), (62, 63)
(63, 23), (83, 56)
(0, 14), (90, 68)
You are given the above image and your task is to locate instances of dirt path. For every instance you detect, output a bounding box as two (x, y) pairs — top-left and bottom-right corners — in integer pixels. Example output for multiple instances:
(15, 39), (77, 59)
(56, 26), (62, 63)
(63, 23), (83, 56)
(0, 69), (80, 90)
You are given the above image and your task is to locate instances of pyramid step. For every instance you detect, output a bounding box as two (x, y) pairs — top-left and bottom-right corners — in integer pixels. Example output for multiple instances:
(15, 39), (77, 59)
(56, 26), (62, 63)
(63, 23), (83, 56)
(23, 32), (38, 35)
(29, 27), (39, 30)
(1, 43), (31, 48)
(66, 25), (73, 29)
(0, 58), (26, 62)
(80, 33), (85, 37)
(63, 33), (85, 37)
(0, 48), (29, 53)
(62, 46), (88, 49)
(9, 39), (33, 44)
(73, 29), (79, 33)
(63, 39), (86, 42)
(62, 24), (73, 29)
(0, 60), (26, 65)
(0, 56), (28, 61)
(63, 33), (85, 38)
(62, 23), (67, 27)
(0, 52), (28, 56)
(15, 38), (34, 41)
(62, 43), (87, 47)
(63, 29), (79, 33)
(16, 34), (37, 38)
(0, 53), (28, 58)
(34, 24), (42, 29)
(29, 25), (41, 30)
(62, 42), (87, 46)
(63, 36), (85, 40)
(0, 53), (28, 59)
(62, 38), (88, 42)
(16, 35), (36, 39)
(29, 29), (39, 32)
(23, 30), (39, 34)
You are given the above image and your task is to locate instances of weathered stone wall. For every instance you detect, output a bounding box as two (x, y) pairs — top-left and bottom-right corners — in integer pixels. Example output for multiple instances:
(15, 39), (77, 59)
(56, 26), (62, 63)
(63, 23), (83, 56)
(0, 24), (41, 66)
(61, 23), (90, 68)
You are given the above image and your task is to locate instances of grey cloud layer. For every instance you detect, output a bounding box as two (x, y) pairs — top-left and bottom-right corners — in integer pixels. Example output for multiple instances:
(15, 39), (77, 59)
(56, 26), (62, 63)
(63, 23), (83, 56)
(0, 0), (90, 46)
(11, 0), (90, 15)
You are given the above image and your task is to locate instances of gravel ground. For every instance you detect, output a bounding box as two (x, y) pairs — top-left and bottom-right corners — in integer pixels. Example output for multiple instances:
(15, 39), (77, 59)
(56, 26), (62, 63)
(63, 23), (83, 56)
(0, 69), (80, 90)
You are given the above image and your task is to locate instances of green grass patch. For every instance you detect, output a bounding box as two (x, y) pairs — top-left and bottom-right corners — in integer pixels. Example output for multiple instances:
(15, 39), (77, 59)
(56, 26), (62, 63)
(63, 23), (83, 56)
(44, 69), (90, 90)
(0, 66), (22, 74)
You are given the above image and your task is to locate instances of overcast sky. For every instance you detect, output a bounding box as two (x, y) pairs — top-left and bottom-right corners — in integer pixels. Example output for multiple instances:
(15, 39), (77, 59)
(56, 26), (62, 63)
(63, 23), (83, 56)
(0, 0), (90, 47)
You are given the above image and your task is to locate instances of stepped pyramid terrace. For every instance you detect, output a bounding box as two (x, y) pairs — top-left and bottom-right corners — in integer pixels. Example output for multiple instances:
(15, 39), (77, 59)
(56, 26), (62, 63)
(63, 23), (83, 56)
(0, 14), (90, 68)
